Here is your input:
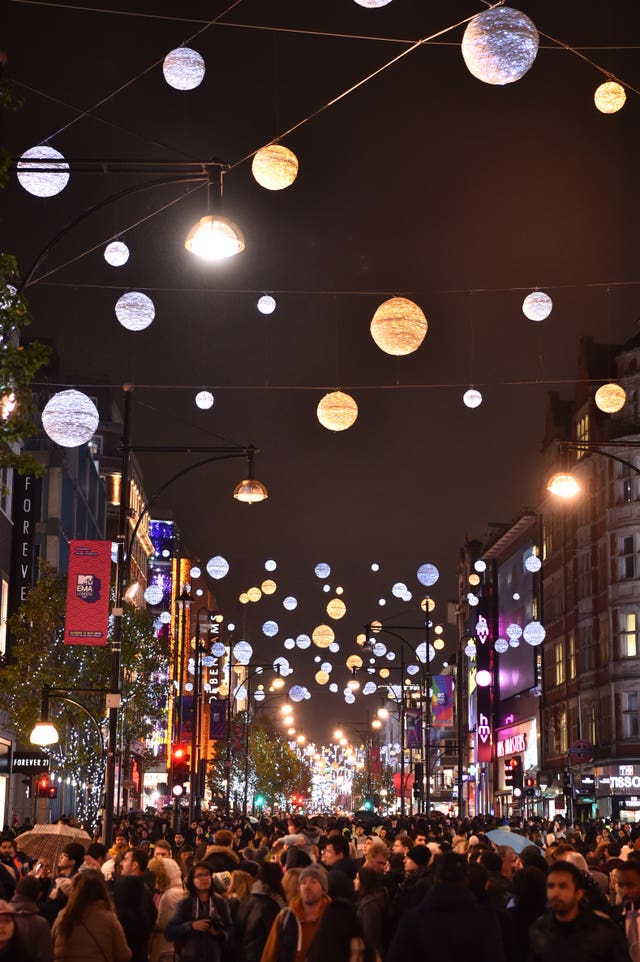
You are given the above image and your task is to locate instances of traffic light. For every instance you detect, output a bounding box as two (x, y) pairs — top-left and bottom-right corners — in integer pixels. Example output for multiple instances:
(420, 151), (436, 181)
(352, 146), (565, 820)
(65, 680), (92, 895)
(511, 756), (523, 796)
(524, 776), (537, 799)
(504, 758), (514, 788)
(170, 745), (190, 796)
(33, 775), (57, 799)
(255, 794), (266, 810)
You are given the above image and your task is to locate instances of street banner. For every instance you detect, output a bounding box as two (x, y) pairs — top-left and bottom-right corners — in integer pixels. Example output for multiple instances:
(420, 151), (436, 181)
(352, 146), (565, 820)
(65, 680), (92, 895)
(405, 708), (422, 749)
(64, 540), (111, 645)
(209, 699), (227, 739)
(370, 745), (381, 775)
(431, 675), (453, 726)
(180, 696), (193, 742)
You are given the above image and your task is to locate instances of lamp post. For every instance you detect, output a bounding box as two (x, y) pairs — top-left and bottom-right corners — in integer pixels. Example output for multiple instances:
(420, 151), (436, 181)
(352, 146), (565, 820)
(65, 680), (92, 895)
(547, 439), (640, 497)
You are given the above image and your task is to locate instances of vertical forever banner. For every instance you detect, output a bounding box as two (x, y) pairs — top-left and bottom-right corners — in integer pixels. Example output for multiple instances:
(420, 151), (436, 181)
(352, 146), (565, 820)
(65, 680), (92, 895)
(64, 540), (111, 645)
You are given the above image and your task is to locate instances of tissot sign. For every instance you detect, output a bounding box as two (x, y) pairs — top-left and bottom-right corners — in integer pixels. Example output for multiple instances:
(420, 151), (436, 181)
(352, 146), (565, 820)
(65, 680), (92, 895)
(597, 765), (640, 795)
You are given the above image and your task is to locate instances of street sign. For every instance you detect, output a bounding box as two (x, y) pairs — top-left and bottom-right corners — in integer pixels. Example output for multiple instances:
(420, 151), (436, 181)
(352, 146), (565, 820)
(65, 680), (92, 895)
(569, 740), (594, 764)
(0, 750), (49, 774)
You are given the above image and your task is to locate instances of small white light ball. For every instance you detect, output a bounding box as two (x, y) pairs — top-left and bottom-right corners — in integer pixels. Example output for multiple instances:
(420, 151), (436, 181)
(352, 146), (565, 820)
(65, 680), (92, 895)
(233, 641), (253, 664)
(115, 291), (155, 332)
(476, 669), (492, 687)
(189, 566), (201, 579)
(474, 560), (486, 573)
(417, 563), (439, 587)
(296, 634), (311, 649)
(163, 47), (205, 90)
(495, 638), (509, 654)
(17, 145), (70, 197)
(258, 295), (276, 315)
(195, 390), (214, 410)
(144, 585), (163, 606)
(522, 291), (553, 321)
(463, 388), (483, 409)
(315, 563), (331, 579)
(283, 596), (297, 611)
(525, 555), (541, 573)
(42, 389), (99, 447)
(104, 241), (130, 267)
(263, 620), (279, 637)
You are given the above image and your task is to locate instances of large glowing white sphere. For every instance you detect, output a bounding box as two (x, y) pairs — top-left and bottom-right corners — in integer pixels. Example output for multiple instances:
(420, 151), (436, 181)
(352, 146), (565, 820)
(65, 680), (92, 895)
(190, 566), (201, 579)
(522, 291), (552, 321)
(42, 390), (99, 447)
(206, 555), (229, 579)
(506, 623), (523, 641)
(462, 7), (539, 86)
(144, 585), (163, 606)
(495, 638), (509, 654)
(103, 241), (130, 267)
(363, 681), (377, 695)
(476, 669), (492, 687)
(211, 642), (225, 658)
(233, 641), (253, 664)
(289, 685), (306, 703)
(525, 554), (542, 573)
(258, 295), (276, 315)
(265, 559), (277, 571)
(523, 620), (546, 646)
(315, 563), (331, 579)
(263, 620), (279, 637)
(283, 596), (297, 611)
(115, 291), (155, 331)
(195, 390), (214, 410)
(417, 563), (439, 587)
(17, 145), (70, 197)
(163, 47), (205, 90)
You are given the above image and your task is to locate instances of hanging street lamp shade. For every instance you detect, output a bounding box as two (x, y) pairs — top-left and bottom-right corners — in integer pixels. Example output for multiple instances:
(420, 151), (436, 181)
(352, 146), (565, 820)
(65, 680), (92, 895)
(317, 391), (358, 431)
(370, 297), (427, 356)
(163, 47), (205, 90)
(42, 389), (99, 447)
(17, 145), (70, 197)
(252, 144), (299, 190)
(547, 472), (580, 498)
(233, 478), (268, 504)
(185, 215), (245, 261)
(461, 7), (539, 86)
(354, 0), (392, 6)
(595, 382), (626, 414)
(594, 81), (626, 114)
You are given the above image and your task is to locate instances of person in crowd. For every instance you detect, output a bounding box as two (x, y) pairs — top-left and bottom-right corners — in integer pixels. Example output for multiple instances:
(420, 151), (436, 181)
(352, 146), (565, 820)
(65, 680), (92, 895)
(235, 861), (286, 962)
(108, 833), (130, 862)
(148, 857), (184, 962)
(0, 898), (36, 961)
(306, 897), (374, 962)
(11, 875), (53, 962)
(355, 865), (388, 959)
(165, 862), (232, 962)
(612, 858), (640, 962)
(320, 835), (357, 901)
(0, 837), (21, 899)
(387, 852), (505, 962)
(260, 864), (331, 962)
(79, 843), (107, 875)
(361, 839), (389, 875)
(529, 859), (630, 962)
(224, 869), (254, 923)
(504, 866), (547, 962)
(202, 831), (241, 874)
(113, 847), (157, 962)
(281, 868), (302, 905)
(51, 871), (131, 962)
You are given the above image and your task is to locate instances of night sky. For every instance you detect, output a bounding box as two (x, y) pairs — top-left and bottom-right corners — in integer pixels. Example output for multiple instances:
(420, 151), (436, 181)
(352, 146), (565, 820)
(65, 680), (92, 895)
(4, 0), (640, 742)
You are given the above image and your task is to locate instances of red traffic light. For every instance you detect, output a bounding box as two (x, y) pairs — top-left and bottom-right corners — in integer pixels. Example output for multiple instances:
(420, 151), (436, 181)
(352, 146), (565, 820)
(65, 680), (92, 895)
(34, 775), (57, 799)
(172, 746), (186, 761)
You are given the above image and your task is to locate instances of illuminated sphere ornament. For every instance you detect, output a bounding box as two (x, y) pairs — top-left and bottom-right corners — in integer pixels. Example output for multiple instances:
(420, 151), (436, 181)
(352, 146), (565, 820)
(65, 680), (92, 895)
(494, 638), (509, 654)
(189, 566), (201, 579)
(163, 47), (205, 90)
(315, 563), (331, 579)
(296, 634), (311, 649)
(346, 654), (363, 670)
(474, 560), (487, 573)
(523, 620), (546, 646)
(463, 388), (483, 409)
(525, 554), (541, 573)
(370, 297), (427, 356)
(467, 593), (479, 607)
(392, 582), (407, 598)
(317, 391), (358, 432)
(289, 685), (306, 703)
(461, 7), (539, 86)
(354, 0), (392, 6)
(265, 559), (277, 572)
(206, 555), (229, 580)
(469, 573), (480, 586)
(239, 592), (250, 604)
(373, 642), (387, 657)
(247, 587), (262, 602)
(283, 596), (297, 611)
(330, 642), (340, 653)
(195, 391), (214, 410)
(211, 642), (225, 658)
(595, 382), (626, 414)
(42, 390), (99, 448)
(257, 295), (276, 315)
(233, 641), (253, 664)
(159, 611), (171, 624)
(144, 585), (163, 606)
(252, 144), (299, 190)
(464, 641), (477, 658)
(476, 669), (492, 687)
(594, 80), (626, 114)
(327, 598), (346, 620)
(262, 620), (279, 637)
(17, 145), (70, 197)
(115, 291), (155, 332)
(417, 563), (439, 587)
(506, 623), (523, 641)
(371, 563), (380, 572)
(284, 638), (295, 650)
(522, 291), (552, 321)
(261, 579), (277, 595)
(104, 241), (130, 267)
(315, 671), (329, 685)
(312, 624), (335, 648)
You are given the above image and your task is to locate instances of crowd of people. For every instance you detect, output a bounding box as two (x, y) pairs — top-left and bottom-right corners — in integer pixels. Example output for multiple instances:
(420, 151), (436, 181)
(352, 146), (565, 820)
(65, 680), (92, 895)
(0, 809), (639, 961)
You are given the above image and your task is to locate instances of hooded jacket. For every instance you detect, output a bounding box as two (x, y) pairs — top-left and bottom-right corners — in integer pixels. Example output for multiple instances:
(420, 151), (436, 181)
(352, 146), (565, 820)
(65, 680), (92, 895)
(260, 893), (330, 962)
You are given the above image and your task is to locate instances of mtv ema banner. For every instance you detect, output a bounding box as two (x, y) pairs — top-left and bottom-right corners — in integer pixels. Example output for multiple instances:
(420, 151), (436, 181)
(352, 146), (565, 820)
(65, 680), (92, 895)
(64, 540), (111, 645)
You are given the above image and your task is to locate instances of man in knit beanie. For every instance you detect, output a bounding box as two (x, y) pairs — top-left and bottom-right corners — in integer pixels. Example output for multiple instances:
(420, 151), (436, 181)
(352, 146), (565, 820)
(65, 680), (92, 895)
(261, 863), (330, 962)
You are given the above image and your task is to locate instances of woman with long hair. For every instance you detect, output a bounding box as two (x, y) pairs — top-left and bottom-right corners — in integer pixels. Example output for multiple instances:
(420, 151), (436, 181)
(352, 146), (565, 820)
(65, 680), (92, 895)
(52, 870), (131, 962)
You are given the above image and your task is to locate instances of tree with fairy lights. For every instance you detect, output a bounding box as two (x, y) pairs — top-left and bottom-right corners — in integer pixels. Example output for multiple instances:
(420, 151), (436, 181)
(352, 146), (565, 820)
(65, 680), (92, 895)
(0, 564), (168, 827)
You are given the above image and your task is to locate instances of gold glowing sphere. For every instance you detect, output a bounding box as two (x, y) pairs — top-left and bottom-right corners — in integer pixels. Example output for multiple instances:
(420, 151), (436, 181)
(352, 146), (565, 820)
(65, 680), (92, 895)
(312, 624), (335, 648)
(434, 638), (445, 650)
(247, 587), (262, 602)
(346, 654), (363, 670)
(461, 6), (539, 86)
(370, 620), (383, 633)
(370, 297), (428, 356)
(261, 579), (277, 595)
(252, 144), (299, 190)
(356, 633), (367, 646)
(327, 598), (347, 620)
(315, 670), (330, 685)
(594, 81), (626, 114)
(239, 592), (250, 605)
(317, 391), (358, 432)
(379, 667), (390, 679)
(468, 573), (481, 586)
(420, 597), (436, 613)
(595, 382), (626, 414)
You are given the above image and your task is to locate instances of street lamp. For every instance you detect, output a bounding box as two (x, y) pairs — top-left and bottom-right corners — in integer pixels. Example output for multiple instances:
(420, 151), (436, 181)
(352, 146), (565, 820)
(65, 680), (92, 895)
(547, 440), (640, 497)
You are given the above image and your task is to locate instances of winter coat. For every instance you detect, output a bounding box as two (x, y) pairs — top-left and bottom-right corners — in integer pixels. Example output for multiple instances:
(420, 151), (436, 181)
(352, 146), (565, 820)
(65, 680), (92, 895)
(165, 892), (232, 962)
(113, 875), (157, 962)
(260, 894), (331, 962)
(387, 882), (505, 962)
(528, 906), (632, 962)
(150, 883), (185, 962)
(11, 894), (53, 962)
(52, 903), (132, 962)
(234, 881), (286, 962)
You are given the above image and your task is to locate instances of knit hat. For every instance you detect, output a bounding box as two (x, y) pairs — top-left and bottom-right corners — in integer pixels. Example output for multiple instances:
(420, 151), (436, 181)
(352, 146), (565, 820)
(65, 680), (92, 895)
(406, 846), (431, 868)
(299, 863), (329, 893)
(212, 870), (232, 892)
(0, 900), (15, 916)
